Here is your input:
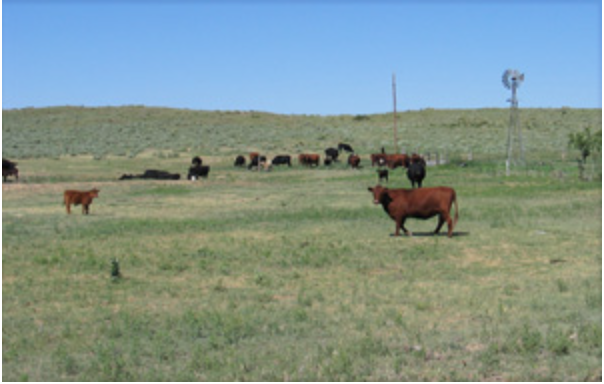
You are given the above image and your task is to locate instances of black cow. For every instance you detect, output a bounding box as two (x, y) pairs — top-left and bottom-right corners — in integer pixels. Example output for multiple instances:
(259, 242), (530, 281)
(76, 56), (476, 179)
(188, 165), (210, 180)
(2, 158), (19, 182)
(377, 169), (389, 183)
(119, 169), (180, 180)
(407, 161), (426, 188)
(338, 143), (354, 153)
(272, 155), (292, 166)
(248, 155), (267, 170)
(142, 170), (180, 180)
(234, 155), (246, 167)
(325, 147), (339, 162)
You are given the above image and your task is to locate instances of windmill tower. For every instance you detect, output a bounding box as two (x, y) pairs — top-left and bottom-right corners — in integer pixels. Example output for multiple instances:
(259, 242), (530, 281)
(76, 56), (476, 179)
(502, 69), (525, 175)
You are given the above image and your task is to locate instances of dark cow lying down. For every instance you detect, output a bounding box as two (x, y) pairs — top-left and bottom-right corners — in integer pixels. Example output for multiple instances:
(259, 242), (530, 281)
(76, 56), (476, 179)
(188, 165), (210, 180)
(368, 185), (458, 238)
(119, 170), (181, 180)
(64, 188), (99, 215)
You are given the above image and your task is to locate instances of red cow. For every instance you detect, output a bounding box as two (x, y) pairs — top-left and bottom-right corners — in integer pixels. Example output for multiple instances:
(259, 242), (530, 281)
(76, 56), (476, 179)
(299, 154), (320, 167)
(385, 154), (410, 169)
(371, 153), (387, 167)
(348, 154), (361, 169)
(367, 185), (458, 238)
(63, 189), (100, 215)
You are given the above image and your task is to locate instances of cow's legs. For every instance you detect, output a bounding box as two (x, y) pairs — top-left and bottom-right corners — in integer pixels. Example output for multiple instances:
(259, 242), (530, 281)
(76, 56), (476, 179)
(444, 213), (454, 238)
(438, 212), (453, 237)
(394, 217), (410, 236)
(83, 205), (88, 215)
(66, 204), (71, 214)
(394, 218), (402, 236)
(401, 218), (412, 236)
(434, 215), (445, 234)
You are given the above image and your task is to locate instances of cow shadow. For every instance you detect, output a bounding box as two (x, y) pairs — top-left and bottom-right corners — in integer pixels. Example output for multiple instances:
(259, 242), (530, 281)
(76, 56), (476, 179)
(390, 231), (470, 238)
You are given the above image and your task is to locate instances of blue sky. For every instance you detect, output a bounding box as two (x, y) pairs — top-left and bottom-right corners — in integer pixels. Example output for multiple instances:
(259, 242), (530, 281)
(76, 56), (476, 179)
(3, 0), (601, 114)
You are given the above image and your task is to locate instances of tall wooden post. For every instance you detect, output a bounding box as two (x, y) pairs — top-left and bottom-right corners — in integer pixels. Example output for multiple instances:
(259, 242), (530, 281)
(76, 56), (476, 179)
(392, 73), (399, 153)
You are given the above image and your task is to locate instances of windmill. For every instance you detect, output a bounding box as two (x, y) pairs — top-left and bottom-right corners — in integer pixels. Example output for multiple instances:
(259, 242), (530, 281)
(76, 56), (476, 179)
(502, 69), (525, 174)
(392, 73), (399, 154)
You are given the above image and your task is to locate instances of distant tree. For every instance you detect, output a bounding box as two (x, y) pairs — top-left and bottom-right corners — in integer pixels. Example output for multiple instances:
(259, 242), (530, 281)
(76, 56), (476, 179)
(568, 126), (601, 179)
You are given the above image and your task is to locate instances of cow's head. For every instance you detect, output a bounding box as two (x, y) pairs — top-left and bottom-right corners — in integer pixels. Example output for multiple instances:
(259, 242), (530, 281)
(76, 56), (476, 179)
(368, 185), (388, 205)
(90, 188), (100, 198)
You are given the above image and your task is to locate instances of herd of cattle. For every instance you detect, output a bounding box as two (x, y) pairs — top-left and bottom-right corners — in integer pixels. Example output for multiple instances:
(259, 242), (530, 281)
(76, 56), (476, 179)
(4, 142), (458, 237)
(231, 143), (428, 188)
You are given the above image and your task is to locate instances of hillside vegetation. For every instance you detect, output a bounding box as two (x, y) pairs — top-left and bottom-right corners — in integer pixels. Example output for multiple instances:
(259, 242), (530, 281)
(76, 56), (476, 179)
(2, 106), (601, 161)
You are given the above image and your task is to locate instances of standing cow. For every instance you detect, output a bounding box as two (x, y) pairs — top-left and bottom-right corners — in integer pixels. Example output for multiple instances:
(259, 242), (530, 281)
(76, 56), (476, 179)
(234, 155), (246, 167)
(377, 169), (389, 183)
(64, 189), (100, 215)
(368, 185), (458, 238)
(299, 154), (320, 167)
(407, 161), (426, 188)
(348, 154), (361, 169)
(338, 143), (354, 153)
(325, 147), (339, 162)
(272, 155), (292, 167)
(2, 158), (19, 182)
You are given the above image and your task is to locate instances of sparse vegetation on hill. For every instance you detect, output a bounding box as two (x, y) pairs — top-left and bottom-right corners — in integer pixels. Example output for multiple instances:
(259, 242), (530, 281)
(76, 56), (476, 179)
(2, 106), (601, 161)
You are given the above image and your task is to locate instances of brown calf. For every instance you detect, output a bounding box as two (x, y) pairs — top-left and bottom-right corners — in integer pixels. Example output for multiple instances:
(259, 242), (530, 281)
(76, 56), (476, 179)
(368, 185), (458, 238)
(64, 189), (100, 215)
(348, 154), (361, 169)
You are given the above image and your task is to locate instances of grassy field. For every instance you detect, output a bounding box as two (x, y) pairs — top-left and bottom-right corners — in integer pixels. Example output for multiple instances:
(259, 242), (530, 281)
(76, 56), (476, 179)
(2, 107), (602, 381)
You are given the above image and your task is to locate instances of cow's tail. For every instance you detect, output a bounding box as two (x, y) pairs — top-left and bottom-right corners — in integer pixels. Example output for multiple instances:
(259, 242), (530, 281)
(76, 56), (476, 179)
(452, 190), (459, 231)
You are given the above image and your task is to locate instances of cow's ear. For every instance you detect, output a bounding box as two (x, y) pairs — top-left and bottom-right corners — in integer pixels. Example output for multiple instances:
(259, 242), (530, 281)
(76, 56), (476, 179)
(368, 187), (373, 192)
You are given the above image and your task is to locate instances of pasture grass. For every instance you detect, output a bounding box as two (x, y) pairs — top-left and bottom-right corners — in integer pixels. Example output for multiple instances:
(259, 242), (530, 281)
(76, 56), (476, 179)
(2, 151), (602, 381)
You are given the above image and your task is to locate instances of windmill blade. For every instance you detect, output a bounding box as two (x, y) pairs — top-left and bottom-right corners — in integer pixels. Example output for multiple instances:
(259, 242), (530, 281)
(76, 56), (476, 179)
(502, 69), (512, 89)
